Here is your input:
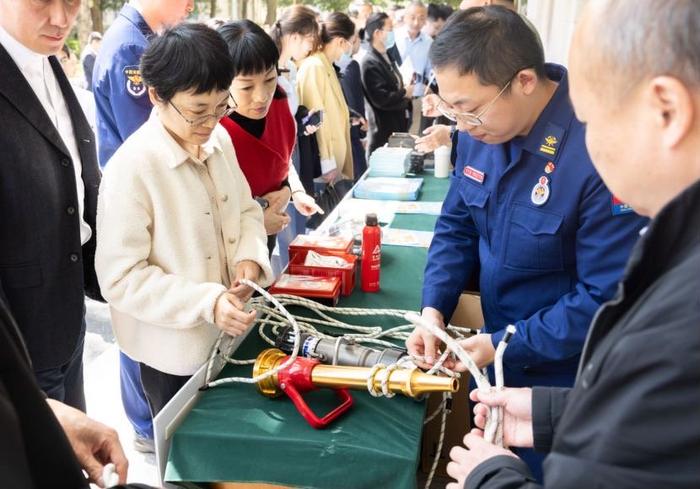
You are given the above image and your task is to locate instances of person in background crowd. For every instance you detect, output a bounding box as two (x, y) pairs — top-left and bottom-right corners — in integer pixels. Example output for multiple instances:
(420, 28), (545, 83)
(59, 44), (97, 134)
(271, 5), (323, 259)
(445, 1), (700, 488)
(270, 4), (324, 219)
(218, 20), (321, 263)
(297, 12), (356, 186)
(81, 31), (101, 91)
(390, 5), (406, 31)
(349, 0), (374, 30)
(92, 0), (194, 453)
(96, 23), (273, 420)
(395, 1), (433, 134)
(425, 3), (454, 38)
(1, 0), (101, 413)
(338, 29), (369, 180)
(361, 12), (413, 154)
(407, 6), (648, 480)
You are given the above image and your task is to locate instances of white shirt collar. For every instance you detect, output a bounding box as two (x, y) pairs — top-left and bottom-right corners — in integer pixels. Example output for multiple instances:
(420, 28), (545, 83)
(147, 109), (223, 169)
(0, 24), (46, 77)
(397, 26), (425, 44)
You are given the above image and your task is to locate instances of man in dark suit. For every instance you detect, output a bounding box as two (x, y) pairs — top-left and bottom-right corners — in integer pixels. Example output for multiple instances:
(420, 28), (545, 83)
(0, 0), (102, 411)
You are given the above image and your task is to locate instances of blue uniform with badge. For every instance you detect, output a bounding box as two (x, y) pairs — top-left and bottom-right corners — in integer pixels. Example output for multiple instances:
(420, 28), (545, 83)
(92, 4), (153, 166)
(92, 4), (154, 441)
(422, 64), (647, 479)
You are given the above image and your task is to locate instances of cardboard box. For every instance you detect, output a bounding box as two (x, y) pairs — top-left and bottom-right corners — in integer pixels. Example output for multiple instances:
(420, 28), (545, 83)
(288, 235), (353, 260)
(288, 250), (357, 296)
(269, 274), (342, 307)
(420, 292), (484, 478)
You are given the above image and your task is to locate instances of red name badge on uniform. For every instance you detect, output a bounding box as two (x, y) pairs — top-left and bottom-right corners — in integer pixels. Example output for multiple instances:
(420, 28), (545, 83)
(463, 165), (485, 184)
(612, 196), (634, 215)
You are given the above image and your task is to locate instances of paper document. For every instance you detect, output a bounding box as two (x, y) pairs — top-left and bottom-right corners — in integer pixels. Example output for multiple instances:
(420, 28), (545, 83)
(382, 228), (434, 248)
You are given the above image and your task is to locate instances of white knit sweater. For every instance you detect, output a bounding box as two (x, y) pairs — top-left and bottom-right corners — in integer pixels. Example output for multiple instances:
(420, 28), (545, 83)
(95, 112), (273, 376)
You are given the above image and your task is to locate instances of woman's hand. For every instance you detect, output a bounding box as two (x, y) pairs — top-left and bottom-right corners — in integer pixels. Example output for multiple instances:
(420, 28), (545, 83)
(213, 291), (257, 336)
(302, 109), (322, 136)
(262, 187), (292, 234)
(229, 260), (262, 302)
(405, 83), (416, 99)
(292, 191), (324, 216)
(321, 168), (339, 184)
(263, 187), (291, 211)
(263, 207), (291, 234)
(351, 115), (369, 132)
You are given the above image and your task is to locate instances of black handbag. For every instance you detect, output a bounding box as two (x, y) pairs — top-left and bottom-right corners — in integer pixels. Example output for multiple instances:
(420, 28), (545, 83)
(306, 179), (354, 229)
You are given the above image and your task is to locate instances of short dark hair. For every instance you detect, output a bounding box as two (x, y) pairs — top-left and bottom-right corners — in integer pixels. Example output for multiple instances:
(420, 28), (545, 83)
(140, 23), (234, 102)
(219, 20), (280, 78)
(428, 3), (452, 22)
(319, 12), (356, 46)
(363, 12), (389, 43)
(430, 6), (546, 88)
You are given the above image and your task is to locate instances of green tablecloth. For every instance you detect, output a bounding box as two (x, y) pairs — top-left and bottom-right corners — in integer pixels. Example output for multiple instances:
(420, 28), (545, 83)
(165, 173), (450, 488)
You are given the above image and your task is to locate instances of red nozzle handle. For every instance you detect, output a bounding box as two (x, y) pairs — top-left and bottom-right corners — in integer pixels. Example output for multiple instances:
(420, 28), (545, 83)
(281, 383), (354, 429)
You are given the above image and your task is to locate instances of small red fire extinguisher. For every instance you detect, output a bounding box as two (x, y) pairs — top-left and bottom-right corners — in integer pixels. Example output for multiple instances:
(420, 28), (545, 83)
(361, 213), (381, 292)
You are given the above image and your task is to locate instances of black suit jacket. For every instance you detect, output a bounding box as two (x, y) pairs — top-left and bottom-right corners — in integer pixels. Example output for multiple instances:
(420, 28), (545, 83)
(0, 44), (101, 371)
(0, 294), (155, 488)
(0, 293), (88, 488)
(360, 47), (411, 154)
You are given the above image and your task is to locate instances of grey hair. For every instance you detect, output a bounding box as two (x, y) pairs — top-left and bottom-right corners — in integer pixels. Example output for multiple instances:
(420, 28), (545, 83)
(588, 0), (700, 88)
(407, 1), (428, 10)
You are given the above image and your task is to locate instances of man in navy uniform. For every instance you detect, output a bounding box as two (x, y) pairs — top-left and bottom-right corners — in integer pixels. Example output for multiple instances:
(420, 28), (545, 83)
(92, 0), (193, 451)
(406, 6), (647, 479)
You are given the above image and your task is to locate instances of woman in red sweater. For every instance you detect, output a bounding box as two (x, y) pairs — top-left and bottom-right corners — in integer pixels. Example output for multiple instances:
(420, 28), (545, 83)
(218, 20), (321, 257)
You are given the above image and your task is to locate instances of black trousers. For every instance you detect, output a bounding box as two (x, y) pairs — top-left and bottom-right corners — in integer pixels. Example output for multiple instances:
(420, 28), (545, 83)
(138, 362), (190, 418)
(34, 315), (86, 411)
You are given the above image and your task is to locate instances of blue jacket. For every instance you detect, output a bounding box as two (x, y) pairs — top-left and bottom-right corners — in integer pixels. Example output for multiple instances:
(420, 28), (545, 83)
(422, 64), (647, 387)
(92, 4), (153, 166)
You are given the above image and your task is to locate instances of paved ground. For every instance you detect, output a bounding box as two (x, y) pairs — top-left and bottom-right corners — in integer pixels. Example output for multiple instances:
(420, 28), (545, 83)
(84, 298), (159, 487)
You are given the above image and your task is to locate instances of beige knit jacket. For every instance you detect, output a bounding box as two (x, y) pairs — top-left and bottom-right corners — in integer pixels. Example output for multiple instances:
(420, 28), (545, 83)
(95, 112), (273, 376)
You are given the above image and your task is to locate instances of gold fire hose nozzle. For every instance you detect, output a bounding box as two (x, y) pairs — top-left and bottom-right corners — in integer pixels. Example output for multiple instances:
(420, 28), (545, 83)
(253, 348), (459, 398)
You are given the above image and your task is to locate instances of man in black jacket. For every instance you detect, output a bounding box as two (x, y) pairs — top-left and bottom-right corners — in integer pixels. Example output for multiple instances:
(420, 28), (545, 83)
(0, 290), (160, 488)
(444, 1), (700, 488)
(0, 0), (102, 411)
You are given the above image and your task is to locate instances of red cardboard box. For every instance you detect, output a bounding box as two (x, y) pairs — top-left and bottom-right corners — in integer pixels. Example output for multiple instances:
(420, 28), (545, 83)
(288, 235), (354, 260)
(288, 250), (357, 296)
(268, 274), (342, 306)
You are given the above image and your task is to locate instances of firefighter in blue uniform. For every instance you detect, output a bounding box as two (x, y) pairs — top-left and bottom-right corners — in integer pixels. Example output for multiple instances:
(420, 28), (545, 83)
(406, 7), (648, 481)
(92, 0), (193, 450)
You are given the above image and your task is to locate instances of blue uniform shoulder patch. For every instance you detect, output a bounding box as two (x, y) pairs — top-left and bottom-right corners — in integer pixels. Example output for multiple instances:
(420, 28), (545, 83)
(123, 65), (146, 98)
(538, 122), (565, 158)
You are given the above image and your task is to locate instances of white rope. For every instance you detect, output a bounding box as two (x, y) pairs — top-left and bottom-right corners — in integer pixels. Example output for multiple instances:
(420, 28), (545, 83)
(404, 313), (516, 446)
(494, 325), (516, 447)
(201, 288), (486, 489)
(202, 279), (302, 389)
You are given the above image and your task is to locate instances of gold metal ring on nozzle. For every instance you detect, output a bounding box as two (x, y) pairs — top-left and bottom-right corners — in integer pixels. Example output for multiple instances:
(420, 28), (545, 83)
(253, 348), (286, 397)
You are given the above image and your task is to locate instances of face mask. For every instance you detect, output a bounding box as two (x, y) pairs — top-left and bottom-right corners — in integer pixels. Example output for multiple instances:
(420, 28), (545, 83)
(337, 51), (353, 70)
(384, 31), (396, 49)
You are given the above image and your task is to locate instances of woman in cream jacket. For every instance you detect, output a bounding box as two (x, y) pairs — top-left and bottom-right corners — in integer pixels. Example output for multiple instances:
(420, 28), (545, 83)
(95, 24), (273, 416)
(296, 12), (356, 182)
